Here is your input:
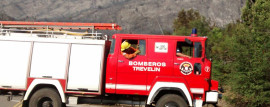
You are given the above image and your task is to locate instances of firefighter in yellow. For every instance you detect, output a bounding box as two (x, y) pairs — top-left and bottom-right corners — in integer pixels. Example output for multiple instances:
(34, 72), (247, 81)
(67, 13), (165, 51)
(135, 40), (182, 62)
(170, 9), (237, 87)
(121, 41), (140, 59)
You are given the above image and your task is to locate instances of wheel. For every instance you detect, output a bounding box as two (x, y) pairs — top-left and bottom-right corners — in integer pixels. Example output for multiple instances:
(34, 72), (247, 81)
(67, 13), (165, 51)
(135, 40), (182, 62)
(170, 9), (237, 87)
(29, 88), (62, 107)
(156, 94), (188, 107)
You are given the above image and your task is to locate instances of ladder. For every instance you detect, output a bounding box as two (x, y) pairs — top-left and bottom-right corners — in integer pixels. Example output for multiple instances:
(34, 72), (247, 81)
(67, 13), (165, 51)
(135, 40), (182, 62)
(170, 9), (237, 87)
(0, 21), (122, 40)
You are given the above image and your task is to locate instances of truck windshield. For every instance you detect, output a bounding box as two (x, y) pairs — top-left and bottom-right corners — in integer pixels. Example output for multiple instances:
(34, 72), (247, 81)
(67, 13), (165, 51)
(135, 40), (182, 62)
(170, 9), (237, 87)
(109, 39), (115, 54)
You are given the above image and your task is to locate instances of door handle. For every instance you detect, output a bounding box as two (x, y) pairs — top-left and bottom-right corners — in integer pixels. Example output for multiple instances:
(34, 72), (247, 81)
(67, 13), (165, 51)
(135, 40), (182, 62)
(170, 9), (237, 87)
(42, 76), (52, 78)
(118, 60), (124, 63)
(2, 86), (12, 88)
(174, 63), (180, 65)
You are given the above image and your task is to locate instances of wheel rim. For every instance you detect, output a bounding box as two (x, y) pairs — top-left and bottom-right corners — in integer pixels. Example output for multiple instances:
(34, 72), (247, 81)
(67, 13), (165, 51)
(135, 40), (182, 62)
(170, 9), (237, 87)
(38, 97), (53, 107)
(164, 101), (179, 107)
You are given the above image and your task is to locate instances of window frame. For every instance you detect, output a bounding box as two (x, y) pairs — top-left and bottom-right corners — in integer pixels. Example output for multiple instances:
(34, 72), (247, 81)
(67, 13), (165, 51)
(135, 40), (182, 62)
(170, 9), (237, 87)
(109, 39), (115, 54)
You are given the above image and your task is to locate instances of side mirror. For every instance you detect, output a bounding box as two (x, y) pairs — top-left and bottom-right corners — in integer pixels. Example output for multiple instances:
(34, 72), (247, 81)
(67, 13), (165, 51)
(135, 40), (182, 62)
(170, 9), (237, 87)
(185, 38), (192, 45)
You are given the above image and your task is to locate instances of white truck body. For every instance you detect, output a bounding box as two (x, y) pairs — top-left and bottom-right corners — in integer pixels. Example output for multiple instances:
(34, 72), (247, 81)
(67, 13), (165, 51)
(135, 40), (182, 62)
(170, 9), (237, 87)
(0, 35), (106, 92)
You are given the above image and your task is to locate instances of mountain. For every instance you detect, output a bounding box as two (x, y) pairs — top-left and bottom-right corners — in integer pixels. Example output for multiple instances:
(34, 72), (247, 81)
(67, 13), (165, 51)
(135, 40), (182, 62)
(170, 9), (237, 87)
(0, 0), (245, 34)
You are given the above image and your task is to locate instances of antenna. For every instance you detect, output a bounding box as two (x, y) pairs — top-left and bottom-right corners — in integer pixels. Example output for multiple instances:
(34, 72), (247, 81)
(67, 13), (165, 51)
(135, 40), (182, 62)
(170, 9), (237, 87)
(138, 10), (164, 35)
(155, 18), (164, 35)
(46, 0), (49, 21)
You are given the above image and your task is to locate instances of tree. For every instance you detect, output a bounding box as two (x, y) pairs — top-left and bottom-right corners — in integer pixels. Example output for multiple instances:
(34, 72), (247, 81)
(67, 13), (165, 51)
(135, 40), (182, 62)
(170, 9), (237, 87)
(173, 2), (270, 106)
(227, 0), (270, 106)
(173, 9), (210, 36)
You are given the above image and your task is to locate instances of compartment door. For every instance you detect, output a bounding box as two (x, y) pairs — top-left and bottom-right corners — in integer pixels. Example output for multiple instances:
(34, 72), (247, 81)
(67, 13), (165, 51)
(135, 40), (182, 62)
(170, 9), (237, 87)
(0, 41), (32, 89)
(67, 44), (104, 92)
(30, 43), (69, 79)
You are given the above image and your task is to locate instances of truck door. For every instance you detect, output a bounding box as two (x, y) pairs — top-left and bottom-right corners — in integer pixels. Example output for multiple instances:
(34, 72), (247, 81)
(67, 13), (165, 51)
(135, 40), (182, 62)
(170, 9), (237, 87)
(146, 39), (174, 91)
(173, 39), (209, 94)
(116, 39), (148, 95)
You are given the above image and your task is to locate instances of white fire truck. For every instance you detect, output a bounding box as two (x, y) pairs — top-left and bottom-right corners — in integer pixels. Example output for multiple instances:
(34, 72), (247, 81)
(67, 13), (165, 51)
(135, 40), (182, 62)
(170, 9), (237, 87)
(0, 21), (220, 107)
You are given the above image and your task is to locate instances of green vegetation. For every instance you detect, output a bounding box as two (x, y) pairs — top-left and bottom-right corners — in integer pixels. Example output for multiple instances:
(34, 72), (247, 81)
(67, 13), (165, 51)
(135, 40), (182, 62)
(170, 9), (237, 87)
(172, 0), (270, 106)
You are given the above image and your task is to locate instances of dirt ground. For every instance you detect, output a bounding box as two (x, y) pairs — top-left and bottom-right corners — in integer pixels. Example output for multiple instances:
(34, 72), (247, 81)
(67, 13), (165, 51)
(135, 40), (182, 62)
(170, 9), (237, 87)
(0, 95), (143, 107)
(0, 95), (230, 107)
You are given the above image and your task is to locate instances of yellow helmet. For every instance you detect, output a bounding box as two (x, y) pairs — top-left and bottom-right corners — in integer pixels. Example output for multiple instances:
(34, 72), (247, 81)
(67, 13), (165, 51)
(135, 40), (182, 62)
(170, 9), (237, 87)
(121, 41), (131, 51)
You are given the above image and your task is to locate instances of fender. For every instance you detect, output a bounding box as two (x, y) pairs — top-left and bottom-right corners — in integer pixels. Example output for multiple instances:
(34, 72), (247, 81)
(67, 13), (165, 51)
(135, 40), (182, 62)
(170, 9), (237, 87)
(150, 87), (189, 103)
(23, 79), (66, 103)
(147, 78), (193, 106)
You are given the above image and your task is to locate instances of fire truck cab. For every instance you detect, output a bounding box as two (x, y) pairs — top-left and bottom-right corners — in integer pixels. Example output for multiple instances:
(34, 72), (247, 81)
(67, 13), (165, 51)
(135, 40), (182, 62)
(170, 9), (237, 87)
(106, 32), (219, 106)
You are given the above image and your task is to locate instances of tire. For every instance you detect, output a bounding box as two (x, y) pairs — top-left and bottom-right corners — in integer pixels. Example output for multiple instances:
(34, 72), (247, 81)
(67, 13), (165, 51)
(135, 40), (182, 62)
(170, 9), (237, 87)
(156, 94), (188, 107)
(29, 88), (62, 107)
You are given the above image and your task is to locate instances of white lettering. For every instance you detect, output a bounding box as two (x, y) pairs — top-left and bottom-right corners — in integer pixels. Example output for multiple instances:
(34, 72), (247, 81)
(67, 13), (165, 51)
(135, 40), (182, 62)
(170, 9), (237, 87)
(157, 62), (161, 66)
(156, 67), (160, 71)
(138, 62), (143, 66)
(129, 61), (167, 67)
(149, 62), (152, 66)
(162, 62), (166, 67)
(147, 67), (152, 71)
(132, 67), (161, 72)
(133, 61), (137, 66)
(152, 62), (156, 66)
(129, 61), (132, 66)
(143, 67), (147, 71)
(144, 62), (148, 66)
(129, 61), (166, 72)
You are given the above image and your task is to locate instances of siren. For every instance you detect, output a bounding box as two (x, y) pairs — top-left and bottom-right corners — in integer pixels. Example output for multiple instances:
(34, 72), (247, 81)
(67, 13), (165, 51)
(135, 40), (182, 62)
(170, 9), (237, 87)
(191, 28), (197, 37)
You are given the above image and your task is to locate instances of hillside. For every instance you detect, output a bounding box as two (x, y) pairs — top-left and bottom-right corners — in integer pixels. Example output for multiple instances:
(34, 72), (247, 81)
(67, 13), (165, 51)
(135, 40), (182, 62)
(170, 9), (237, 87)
(0, 0), (245, 34)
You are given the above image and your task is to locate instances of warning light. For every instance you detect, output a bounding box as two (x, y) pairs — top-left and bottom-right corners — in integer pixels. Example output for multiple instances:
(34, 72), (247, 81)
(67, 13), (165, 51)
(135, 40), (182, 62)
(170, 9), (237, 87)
(191, 28), (197, 37)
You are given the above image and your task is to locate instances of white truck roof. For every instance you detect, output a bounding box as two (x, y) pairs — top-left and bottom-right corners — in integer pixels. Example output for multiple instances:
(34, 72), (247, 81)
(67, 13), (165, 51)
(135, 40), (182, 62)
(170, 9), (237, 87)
(0, 35), (106, 45)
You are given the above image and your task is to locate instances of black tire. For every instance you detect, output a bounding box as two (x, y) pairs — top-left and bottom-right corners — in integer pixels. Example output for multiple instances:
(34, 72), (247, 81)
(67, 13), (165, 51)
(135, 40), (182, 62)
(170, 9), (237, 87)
(156, 94), (188, 107)
(29, 88), (62, 107)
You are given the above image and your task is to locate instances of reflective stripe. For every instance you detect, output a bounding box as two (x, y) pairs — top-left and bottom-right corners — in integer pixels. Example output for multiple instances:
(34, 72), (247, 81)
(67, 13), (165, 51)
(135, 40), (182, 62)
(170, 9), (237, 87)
(190, 88), (204, 94)
(147, 85), (151, 91)
(117, 84), (145, 90)
(106, 83), (115, 89)
(105, 84), (151, 91)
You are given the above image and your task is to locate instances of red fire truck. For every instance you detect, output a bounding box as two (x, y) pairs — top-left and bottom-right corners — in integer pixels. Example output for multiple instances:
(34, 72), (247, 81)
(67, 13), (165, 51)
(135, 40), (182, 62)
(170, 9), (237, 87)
(0, 21), (220, 107)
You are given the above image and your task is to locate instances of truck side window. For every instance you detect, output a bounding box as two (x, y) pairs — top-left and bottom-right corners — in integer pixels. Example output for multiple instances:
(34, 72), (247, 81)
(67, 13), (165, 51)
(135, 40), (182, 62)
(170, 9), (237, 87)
(120, 39), (141, 59)
(176, 42), (193, 58)
(109, 39), (115, 54)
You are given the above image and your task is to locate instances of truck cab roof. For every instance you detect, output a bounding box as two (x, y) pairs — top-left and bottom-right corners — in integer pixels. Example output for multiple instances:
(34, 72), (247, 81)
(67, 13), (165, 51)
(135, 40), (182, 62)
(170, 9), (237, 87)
(112, 34), (207, 41)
